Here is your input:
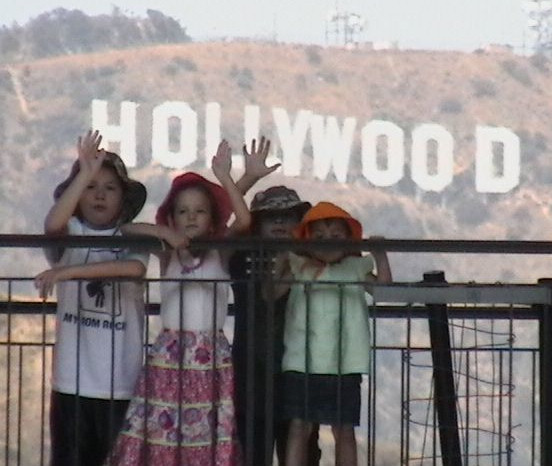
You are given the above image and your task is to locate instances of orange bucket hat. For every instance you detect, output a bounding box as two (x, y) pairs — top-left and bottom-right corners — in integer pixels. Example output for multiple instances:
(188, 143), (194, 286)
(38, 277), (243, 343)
(293, 201), (362, 240)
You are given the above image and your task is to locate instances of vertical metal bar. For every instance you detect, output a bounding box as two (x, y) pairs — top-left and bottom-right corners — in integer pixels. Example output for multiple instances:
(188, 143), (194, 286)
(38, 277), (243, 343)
(211, 280), (219, 466)
(264, 251), (275, 466)
(142, 280), (151, 464)
(17, 346), (22, 466)
(424, 271), (462, 466)
(405, 313), (413, 465)
(368, 311), (376, 466)
(498, 351), (504, 466)
(400, 348), (406, 465)
(507, 308), (514, 466)
(337, 283), (344, 427)
(538, 278), (552, 466)
(5, 280), (12, 466)
(244, 251), (257, 466)
(531, 350), (537, 466)
(465, 351), (470, 466)
(40, 298), (47, 466)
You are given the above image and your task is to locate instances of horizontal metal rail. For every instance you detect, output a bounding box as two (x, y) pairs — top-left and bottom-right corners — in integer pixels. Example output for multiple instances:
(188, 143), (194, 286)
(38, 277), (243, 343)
(5, 234), (552, 254)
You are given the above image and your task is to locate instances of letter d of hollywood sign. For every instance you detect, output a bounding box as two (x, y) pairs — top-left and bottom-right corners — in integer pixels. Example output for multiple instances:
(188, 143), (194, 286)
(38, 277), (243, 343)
(92, 99), (520, 194)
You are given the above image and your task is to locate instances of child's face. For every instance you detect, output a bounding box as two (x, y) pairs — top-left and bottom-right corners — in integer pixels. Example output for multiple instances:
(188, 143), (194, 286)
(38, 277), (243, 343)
(257, 210), (302, 239)
(78, 167), (124, 228)
(169, 187), (214, 239)
(308, 218), (350, 263)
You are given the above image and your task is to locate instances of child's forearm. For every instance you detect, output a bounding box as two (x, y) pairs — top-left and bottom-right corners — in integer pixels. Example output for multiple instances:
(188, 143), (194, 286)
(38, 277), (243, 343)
(235, 172), (259, 195)
(374, 253), (392, 283)
(44, 171), (91, 234)
(219, 174), (251, 234)
(62, 260), (146, 280)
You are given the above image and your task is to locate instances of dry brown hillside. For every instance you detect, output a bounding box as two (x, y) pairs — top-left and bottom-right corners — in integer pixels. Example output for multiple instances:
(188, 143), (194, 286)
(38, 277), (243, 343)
(1, 41), (552, 282)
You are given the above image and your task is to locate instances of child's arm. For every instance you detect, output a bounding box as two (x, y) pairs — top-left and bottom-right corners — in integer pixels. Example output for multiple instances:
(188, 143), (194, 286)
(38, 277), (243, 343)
(121, 223), (189, 251)
(262, 252), (292, 300)
(235, 136), (279, 195)
(212, 140), (251, 236)
(365, 236), (392, 291)
(371, 236), (392, 283)
(121, 223), (189, 273)
(45, 130), (106, 235)
(34, 259), (146, 300)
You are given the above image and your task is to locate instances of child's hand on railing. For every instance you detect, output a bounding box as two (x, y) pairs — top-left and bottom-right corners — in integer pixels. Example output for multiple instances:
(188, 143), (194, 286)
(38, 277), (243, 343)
(34, 267), (67, 300)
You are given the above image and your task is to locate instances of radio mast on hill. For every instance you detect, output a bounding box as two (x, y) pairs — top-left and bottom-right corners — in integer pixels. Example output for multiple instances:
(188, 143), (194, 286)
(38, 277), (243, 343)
(325, 1), (366, 47)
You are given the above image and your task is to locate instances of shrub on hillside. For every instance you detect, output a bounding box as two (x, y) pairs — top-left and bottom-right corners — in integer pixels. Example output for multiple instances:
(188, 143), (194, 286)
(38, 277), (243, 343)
(305, 46), (322, 65)
(470, 78), (497, 98)
(500, 60), (532, 87)
(230, 66), (254, 91)
(530, 53), (550, 73)
(439, 98), (463, 114)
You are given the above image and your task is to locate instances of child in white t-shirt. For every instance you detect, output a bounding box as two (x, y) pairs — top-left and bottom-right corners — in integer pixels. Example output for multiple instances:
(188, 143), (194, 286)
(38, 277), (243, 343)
(34, 130), (148, 466)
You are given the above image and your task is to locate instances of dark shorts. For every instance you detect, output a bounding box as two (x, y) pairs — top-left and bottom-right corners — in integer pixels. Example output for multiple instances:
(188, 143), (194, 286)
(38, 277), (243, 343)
(281, 371), (361, 426)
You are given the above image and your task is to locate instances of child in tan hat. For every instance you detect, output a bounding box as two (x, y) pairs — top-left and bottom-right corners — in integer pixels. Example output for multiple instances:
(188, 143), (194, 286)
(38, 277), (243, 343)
(34, 130), (148, 466)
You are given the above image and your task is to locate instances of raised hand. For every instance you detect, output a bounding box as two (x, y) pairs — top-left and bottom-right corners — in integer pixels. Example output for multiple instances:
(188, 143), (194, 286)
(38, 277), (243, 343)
(212, 139), (232, 181)
(243, 136), (279, 180)
(77, 129), (106, 177)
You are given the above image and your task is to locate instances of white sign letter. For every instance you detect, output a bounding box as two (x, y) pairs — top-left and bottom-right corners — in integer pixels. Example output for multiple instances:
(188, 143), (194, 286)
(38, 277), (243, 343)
(361, 120), (404, 186)
(476, 126), (520, 193)
(411, 124), (454, 192)
(272, 108), (312, 177)
(91, 99), (137, 166)
(310, 115), (356, 183)
(205, 102), (221, 168)
(152, 102), (198, 169)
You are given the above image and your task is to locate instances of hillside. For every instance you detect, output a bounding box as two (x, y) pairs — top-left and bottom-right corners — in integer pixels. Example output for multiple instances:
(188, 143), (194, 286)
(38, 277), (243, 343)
(1, 41), (552, 282)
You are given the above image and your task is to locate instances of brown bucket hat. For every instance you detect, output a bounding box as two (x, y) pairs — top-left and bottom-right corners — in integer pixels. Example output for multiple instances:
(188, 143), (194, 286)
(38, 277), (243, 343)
(250, 185), (311, 216)
(54, 151), (147, 223)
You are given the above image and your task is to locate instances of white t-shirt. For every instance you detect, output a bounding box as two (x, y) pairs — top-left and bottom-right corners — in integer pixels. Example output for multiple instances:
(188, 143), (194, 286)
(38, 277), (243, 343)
(46, 217), (148, 399)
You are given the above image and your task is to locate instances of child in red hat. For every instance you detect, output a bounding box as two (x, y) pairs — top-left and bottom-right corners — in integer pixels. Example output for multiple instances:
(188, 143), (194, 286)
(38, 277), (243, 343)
(275, 201), (392, 466)
(106, 140), (247, 466)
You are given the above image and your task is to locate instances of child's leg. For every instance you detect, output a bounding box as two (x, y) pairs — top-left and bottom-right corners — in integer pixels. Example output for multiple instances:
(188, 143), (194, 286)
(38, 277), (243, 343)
(331, 424), (357, 466)
(285, 418), (313, 466)
(306, 423), (322, 466)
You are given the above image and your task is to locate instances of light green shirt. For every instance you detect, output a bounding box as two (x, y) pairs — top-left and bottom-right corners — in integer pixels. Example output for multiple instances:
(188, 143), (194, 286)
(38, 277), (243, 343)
(282, 253), (374, 375)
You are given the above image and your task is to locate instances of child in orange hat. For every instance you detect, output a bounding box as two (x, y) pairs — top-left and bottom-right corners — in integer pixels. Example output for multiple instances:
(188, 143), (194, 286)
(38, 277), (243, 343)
(276, 201), (392, 466)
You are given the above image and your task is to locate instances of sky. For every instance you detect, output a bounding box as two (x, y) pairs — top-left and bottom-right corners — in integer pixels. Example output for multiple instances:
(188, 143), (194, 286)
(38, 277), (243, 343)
(1, 0), (532, 53)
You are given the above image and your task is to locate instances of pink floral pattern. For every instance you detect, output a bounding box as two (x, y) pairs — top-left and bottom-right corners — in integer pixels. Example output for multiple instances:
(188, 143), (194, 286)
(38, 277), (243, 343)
(106, 329), (241, 466)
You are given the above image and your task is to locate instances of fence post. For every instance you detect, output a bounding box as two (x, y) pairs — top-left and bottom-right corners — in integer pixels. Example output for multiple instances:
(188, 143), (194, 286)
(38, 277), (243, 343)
(538, 278), (552, 466)
(424, 271), (462, 466)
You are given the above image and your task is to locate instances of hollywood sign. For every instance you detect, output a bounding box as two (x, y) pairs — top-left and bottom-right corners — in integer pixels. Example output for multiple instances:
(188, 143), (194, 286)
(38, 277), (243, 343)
(92, 99), (520, 194)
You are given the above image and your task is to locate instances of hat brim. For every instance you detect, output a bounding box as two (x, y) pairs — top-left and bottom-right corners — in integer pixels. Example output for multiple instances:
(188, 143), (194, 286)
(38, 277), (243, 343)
(53, 153), (147, 223)
(251, 200), (311, 215)
(156, 173), (232, 237)
(294, 202), (363, 240)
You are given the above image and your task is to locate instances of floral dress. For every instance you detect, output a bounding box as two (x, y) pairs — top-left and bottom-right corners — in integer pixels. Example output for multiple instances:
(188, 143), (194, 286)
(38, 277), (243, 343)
(106, 250), (240, 466)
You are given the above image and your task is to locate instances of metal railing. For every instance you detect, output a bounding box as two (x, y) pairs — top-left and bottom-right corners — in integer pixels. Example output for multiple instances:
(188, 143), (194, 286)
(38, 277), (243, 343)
(1, 235), (551, 466)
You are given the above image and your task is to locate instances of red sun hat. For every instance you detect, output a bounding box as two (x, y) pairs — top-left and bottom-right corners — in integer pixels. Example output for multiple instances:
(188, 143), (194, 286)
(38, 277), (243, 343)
(293, 201), (363, 240)
(156, 172), (232, 237)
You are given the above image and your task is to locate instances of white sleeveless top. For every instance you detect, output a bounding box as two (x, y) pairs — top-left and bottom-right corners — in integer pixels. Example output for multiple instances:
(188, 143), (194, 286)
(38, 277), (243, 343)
(160, 249), (230, 331)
